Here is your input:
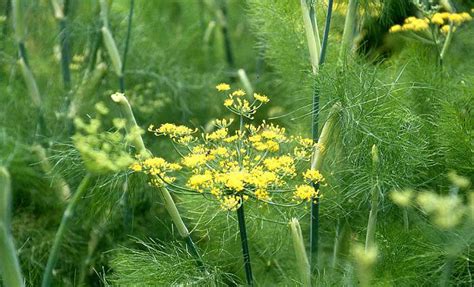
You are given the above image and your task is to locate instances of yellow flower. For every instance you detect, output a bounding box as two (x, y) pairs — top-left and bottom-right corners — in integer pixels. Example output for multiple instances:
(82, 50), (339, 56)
(431, 13), (444, 25)
(220, 195), (241, 211)
(254, 93), (270, 103)
(460, 12), (472, 21)
(440, 24), (452, 34)
(130, 162), (142, 172)
(216, 83), (231, 91)
(389, 24), (402, 33)
(182, 153), (208, 168)
(232, 89), (246, 97)
(303, 169), (324, 183)
(224, 98), (233, 107)
(206, 128), (228, 141)
(255, 188), (270, 201)
(187, 171), (214, 192)
(294, 184), (319, 202)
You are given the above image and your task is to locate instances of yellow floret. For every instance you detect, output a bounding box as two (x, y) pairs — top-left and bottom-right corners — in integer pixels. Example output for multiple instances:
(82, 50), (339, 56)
(294, 184), (319, 202)
(216, 83), (231, 91)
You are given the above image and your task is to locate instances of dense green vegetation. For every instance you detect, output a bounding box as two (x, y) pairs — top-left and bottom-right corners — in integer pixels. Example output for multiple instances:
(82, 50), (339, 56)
(0, 0), (473, 286)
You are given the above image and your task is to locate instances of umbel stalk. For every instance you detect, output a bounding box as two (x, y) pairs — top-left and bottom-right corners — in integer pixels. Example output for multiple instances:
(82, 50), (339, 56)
(236, 200), (253, 286)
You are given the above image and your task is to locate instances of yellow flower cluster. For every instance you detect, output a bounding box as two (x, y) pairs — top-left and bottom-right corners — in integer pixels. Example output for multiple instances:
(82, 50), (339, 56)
(134, 84), (325, 211)
(216, 83), (270, 119)
(294, 184), (319, 202)
(148, 123), (196, 144)
(131, 157), (182, 187)
(389, 16), (429, 33)
(389, 11), (472, 34)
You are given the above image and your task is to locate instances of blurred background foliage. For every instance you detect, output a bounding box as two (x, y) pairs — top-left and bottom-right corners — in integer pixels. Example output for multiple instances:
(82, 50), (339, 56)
(0, 0), (473, 286)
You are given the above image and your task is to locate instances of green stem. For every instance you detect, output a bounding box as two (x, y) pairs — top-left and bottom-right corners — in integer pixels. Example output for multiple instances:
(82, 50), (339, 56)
(319, 0), (334, 65)
(365, 182), (379, 251)
(309, 186), (319, 271)
(439, 22), (454, 66)
(160, 187), (204, 268)
(365, 145), (380, 251)
(0, 167), (24, 287)
(217, 0), (234, 69)
(339, 0), (358, 63)
(42, 173), (92, 287)
(237, 200), (253, 286)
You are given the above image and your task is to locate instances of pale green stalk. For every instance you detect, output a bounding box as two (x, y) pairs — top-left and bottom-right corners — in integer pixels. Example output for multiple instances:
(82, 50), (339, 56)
(111, 93), (150, 158)
(31, 144), (71, 201)
(110, 94), (204, 267)
(309, 2), (321, 58)
(42, 173), (92, 287)
(18, 58), (41, 108)
(310, 103), (340, 171)
(290, 218), (311, 287)
(439, 22), (454, 64)
(237, 69), (254, 100)
(300, 0), (320, 74)
(0, 167), (24, 287)
(101, 26), (123, 77)
(11, 0), (25, 43)
(365, 145), (380, 251)
(339, 0), (358, 62)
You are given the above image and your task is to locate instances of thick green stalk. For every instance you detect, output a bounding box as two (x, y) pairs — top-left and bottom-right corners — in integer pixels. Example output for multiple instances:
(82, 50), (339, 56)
(290, 218), (311, 287)
(42, 173), (92, 287)
(216, 0), (234, 69)
(310, 103), (340, 171)
(0, 167), (24, 287)
(13, 1), (47, 138)
(238, 69), (254, 99)
(111, 94), (204, 267)
(31, 144), (71, 201)
(339, 0), (358, 62)
(11, 0), (25, 43)
(439, 22), (454, 65)
(111, 93), (150, 158)
(301, 0), (320, 74)
(365, 145), (380, 251)
(160, 186), (204, 268)
(237, 200), (253, 286)
(101, 26), (123, 78)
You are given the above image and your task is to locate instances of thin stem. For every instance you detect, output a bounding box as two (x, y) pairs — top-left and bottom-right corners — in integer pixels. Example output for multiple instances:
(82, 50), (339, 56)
(318, 0), (334, 65)
(309, 183), (320, 271)
(237, 200), (253, 286)
(122, 0), (134, 75)
(439, 22), (454, 66)
(119, 0), (135, 93)
(42, 173), (92, 287)
(403, 208), (409, 231)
